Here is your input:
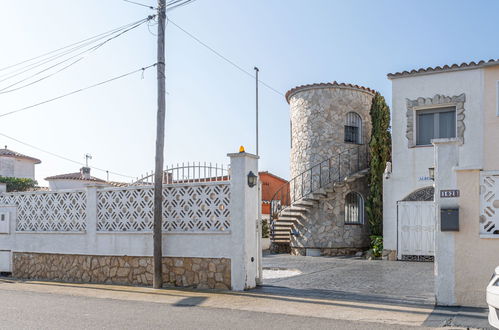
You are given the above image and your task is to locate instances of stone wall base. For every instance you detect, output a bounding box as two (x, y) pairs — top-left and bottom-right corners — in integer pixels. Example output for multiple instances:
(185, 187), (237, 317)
(290, 247), (365, 256)
(13, 252), (231, 289)
(382, 249), (397, 261)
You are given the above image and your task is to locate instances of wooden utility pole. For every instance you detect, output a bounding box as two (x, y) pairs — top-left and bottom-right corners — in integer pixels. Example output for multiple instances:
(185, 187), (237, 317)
(153, 0), (166, 289)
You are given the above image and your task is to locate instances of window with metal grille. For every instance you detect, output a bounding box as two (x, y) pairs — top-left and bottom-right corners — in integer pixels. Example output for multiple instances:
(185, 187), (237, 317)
(344, 112), (362, 144)
(345, 192), (364, 224)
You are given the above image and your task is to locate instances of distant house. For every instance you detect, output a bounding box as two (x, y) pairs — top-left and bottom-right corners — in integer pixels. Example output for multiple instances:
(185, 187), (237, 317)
(0, 146), (41, 180)
(259, 171), (288, 220)
(45, 167), (110, 190)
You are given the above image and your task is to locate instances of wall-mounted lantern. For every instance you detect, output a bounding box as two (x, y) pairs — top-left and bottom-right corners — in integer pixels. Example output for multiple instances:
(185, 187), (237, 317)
(428, 167), (435, 181)
(247, 171), (257, 188)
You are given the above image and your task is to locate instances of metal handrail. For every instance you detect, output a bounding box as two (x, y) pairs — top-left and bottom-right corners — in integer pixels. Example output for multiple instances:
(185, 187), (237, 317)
(269, 144), (369, 240)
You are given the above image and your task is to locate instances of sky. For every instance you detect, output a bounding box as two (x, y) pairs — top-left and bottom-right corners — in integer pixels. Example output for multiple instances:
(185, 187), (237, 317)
(1, 0), (498, 185)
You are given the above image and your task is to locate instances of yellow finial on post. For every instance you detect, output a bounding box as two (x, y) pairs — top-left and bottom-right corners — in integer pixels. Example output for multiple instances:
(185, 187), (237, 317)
(239, 146), (245, 153)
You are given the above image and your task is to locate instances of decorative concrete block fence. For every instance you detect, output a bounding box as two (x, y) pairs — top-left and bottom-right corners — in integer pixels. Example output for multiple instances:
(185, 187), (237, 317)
(0, 152), (260, 291)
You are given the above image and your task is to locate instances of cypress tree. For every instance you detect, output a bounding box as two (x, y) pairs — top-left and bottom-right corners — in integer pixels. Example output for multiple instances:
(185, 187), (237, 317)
(366, 93), (391, 236)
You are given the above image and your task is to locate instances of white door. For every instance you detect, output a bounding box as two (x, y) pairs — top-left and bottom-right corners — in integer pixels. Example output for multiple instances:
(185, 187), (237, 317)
(397, 201), (436, 261)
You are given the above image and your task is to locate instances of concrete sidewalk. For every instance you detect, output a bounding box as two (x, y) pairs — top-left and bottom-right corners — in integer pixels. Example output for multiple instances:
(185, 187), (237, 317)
(0, 278), (491, 329)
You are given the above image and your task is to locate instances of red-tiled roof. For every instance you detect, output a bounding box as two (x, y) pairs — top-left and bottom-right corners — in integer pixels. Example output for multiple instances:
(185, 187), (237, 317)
(259, 171), (288, 183)
(387, 59), (499, 79)
(0, 147), (41, 164)
(45, 172), (106, 182)
(285, 82), (376, 103)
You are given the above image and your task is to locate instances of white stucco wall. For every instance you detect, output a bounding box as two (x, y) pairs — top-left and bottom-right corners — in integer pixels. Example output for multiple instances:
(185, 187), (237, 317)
(48, 179), (109, 191)
(0, 157), (36, 180)
(383, 69), (484, 251)
(0, 152), (260, 291)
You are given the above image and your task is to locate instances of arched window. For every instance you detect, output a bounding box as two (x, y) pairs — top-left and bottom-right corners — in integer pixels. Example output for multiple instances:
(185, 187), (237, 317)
(345, 192), (364, 224)
(344, 112), (362, 144)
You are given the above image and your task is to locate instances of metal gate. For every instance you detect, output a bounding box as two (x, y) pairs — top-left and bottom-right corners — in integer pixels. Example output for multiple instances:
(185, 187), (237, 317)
(397, 201), (436, 261)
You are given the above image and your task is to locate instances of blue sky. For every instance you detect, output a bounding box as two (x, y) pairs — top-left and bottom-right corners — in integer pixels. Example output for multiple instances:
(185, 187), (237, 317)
(1, 0), (498, 185)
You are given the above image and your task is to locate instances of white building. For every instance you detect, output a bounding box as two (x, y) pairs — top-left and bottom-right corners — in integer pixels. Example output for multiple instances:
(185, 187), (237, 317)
(45, 167), (110, 190)
(383, 59), (499, 307)
(0, 147), (41, 180)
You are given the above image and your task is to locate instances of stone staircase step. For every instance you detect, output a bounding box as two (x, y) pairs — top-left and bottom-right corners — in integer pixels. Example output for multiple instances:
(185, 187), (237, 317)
(292, 200), (316, 208)
(287, 206), (310, 213)
(275, 216), (298, 222)
(272, 239), (290, 243)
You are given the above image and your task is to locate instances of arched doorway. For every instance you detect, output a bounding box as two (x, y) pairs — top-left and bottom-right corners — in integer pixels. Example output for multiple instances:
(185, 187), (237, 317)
(397, 186), (436, 261)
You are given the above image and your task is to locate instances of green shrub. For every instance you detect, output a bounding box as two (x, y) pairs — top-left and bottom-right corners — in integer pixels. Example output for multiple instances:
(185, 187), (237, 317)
(0, 176), (38, 192)
(261, 219), (270, 238)
(370, 235), (383, 258)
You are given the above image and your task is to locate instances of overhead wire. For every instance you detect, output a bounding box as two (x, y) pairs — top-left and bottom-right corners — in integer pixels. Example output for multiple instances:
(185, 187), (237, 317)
(0, 63), (157, 118)
(167, 17), (285, 97)
(0, 17), (154, 94)
(0, 132), (136, 179)
(0, 17), (150, 74)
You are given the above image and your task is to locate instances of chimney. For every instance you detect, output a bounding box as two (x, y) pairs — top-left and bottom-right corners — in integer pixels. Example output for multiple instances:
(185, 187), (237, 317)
(80, 167), (91, 179)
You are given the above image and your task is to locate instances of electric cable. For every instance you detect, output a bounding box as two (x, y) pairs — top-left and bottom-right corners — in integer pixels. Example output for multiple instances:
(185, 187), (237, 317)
(167, 17), (285, 97)
(0, 18), (151, 74)
(0, 63), (157, 118)
(0, 18), (153, 94)
(0, 132), (136, 179)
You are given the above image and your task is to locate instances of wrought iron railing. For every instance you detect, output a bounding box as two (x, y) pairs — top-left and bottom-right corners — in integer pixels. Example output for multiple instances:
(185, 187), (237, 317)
(269, 144), (369, 240)
(134, 162), (230, 185)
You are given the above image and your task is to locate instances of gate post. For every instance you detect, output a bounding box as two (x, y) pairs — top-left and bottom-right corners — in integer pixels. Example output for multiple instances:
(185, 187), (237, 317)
(433, 139), (460, 306)
(228, 151), (259, 291)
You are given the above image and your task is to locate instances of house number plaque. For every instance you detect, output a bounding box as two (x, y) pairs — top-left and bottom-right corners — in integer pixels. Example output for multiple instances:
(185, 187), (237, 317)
(440, 189), (460, 198)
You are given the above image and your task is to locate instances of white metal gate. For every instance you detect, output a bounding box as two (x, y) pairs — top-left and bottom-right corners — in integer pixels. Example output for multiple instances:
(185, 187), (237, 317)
(397, 201), (436, 261)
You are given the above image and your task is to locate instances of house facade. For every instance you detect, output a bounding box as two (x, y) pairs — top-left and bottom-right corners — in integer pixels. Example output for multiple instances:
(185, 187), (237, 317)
(383, 59), (499, 307)
(0, 147), (41, 180)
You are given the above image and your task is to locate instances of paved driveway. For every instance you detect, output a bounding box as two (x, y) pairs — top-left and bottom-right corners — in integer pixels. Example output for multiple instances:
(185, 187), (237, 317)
(260, 254), (435, 306)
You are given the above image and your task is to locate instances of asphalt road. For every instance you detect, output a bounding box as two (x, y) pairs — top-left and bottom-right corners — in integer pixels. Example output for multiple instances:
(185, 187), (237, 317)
(0, 288), (425, 330)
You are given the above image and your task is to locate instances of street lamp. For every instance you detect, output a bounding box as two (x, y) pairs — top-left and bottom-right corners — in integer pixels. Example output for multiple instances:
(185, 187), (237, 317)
(247, 171), (257, 188)
(428, 167), (435, 181)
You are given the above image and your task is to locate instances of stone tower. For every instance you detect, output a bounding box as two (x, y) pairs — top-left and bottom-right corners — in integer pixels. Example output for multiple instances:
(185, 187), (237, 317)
(276, 82), (375, 255)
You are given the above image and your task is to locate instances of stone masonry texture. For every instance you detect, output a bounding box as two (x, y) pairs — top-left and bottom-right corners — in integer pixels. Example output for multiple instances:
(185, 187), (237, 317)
(13, 252), (231, 290)
(288, 85), (374, 251)
(291, 176), (370, 251)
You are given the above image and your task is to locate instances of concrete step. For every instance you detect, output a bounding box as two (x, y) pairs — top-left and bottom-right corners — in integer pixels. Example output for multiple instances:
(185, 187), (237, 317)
(287, 206), (310, 213)
(274, 216), (298, 223)
(292, 200), (316, 208)
(272, 239), (290, 243)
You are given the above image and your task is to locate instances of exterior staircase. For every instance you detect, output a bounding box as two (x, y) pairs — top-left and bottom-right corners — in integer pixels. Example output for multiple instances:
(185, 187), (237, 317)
(270, 145), (369, 248)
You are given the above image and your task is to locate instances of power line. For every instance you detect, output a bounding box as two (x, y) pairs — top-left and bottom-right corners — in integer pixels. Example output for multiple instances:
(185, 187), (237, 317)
(0, 17), (151, 74)
(123, 0), (156, 9)
(166, 0), (196, 11)
(167, 17), (285, 97)
(0, 18), (153, 94)
(0, 132), (136, 179)
(0, 63), (157, 118)
(122, 0), (194, 11)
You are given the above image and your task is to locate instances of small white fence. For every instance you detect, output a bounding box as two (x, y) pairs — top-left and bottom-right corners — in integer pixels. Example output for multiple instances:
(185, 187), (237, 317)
(0, 152), (260, 291)
(0, 190), (87, 232)
(97, 183), (231, 233)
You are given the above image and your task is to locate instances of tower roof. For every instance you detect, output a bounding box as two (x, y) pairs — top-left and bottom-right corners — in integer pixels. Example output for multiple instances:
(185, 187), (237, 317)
(285, 81), (376, 103)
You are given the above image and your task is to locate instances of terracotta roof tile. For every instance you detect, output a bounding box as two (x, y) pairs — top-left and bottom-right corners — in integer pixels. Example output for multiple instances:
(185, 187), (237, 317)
(387, 59), (499, 79)
(285, 82), (376, 103)
(45, 172), (106, 182)
(0, 147), (41, 164)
